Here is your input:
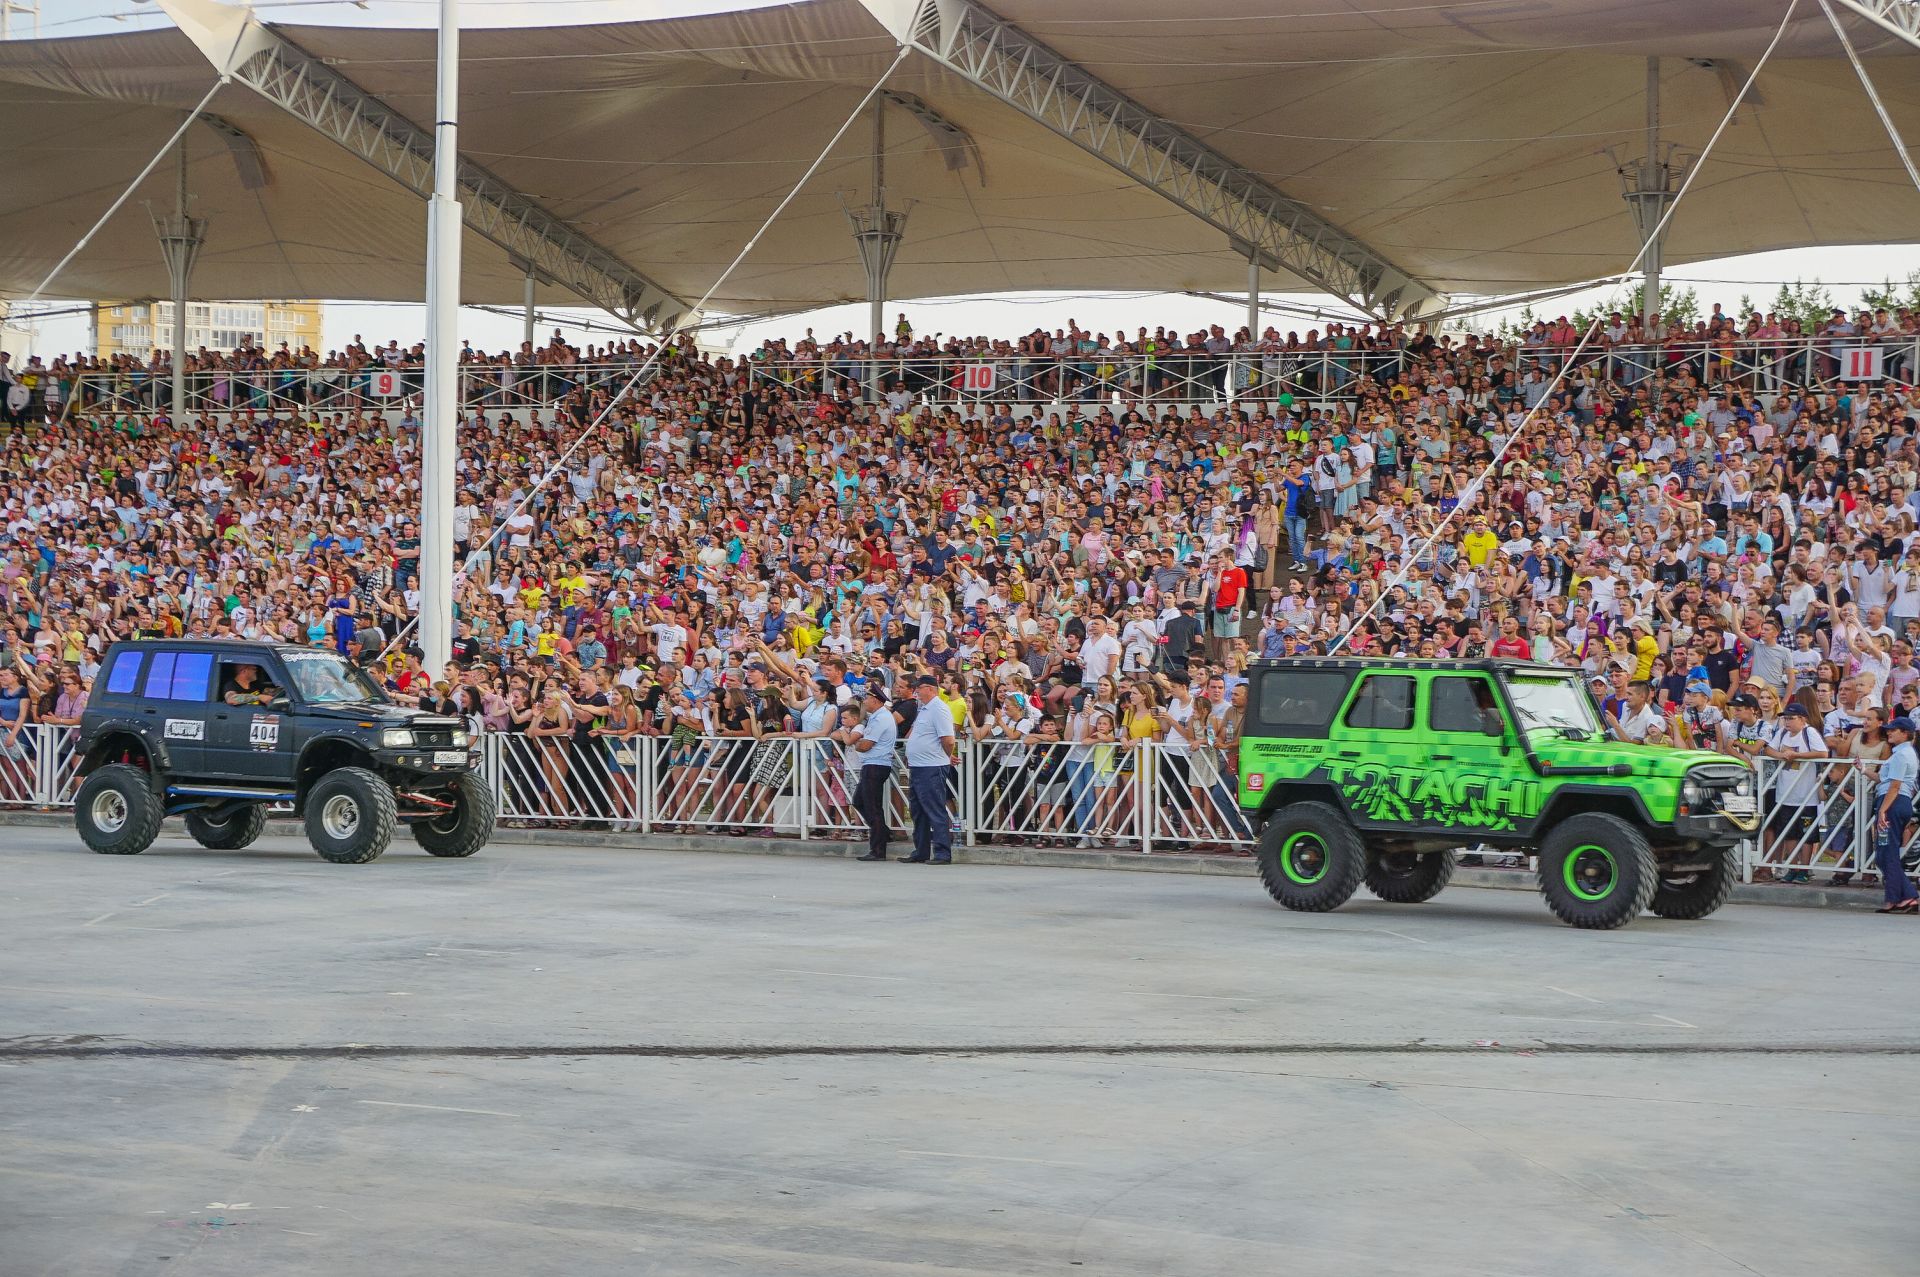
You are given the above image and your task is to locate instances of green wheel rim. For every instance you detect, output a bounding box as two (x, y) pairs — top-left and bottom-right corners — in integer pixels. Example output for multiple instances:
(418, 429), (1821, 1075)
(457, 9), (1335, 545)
(1563, 844), (1618, 901)
(1281, 830), (1329, 885)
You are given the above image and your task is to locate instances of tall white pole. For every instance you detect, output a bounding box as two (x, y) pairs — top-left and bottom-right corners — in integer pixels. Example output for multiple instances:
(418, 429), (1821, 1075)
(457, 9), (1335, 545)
(1641, 56), (1662, 328)
(420, 0), (462, 679)
(171, 149), (190, 425)
(522, 266), (536, 352)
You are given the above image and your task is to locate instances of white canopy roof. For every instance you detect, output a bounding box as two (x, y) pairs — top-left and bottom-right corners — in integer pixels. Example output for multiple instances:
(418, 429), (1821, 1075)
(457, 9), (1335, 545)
(1, 0), (1915, 317)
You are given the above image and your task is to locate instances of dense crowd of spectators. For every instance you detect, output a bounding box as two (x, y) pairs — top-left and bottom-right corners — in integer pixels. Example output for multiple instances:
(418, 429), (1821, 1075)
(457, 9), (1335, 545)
(3, 305), (1920, 882)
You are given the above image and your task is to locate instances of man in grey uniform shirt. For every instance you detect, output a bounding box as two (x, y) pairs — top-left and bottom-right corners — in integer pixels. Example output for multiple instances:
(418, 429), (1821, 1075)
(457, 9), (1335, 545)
(838, 686), (898, 862)
(901, 674), (956, 864)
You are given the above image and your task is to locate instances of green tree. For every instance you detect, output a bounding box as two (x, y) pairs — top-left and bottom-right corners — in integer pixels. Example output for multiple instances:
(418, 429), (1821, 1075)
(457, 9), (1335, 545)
(1862, 270), (1920, 313)
(1769, 279), (1839, 330)
(1572, 283), (1697, 332)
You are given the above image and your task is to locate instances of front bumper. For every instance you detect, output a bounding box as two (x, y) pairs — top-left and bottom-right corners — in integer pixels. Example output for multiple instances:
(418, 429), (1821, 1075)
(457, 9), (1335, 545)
(375, 747), (472, 775)
(1674, 811), (1757, 845)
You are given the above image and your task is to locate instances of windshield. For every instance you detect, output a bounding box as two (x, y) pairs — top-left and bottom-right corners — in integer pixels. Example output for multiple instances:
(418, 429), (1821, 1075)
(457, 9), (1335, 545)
(1502, 673), (1603, 744)
(280, 652), (385, 705)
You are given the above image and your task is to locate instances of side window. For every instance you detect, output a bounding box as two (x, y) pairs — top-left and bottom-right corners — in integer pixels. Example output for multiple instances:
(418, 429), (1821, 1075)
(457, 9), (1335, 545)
(138, 651), (216, 702)
(171, 652), (214, 702)
(1431, 676), (1501, 734)
(1344, 675), (1415, 731)
(105, 649), (144, 695)
(1256, 670), (1353, 736)
(141, 652), (176, 699)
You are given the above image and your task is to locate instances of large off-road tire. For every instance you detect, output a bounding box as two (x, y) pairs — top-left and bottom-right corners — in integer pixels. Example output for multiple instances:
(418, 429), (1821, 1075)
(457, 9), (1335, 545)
(411, 773), (495, 858)
(1365, 849), (1455, 903)
(75, 764), (163, 856)
(185, 803), (267, 851)
(1255, 801), (1366, 913)
(1648, 846), (1739, 920)
(1537, 813), (1658, 930)
(304, 766), (396, 864)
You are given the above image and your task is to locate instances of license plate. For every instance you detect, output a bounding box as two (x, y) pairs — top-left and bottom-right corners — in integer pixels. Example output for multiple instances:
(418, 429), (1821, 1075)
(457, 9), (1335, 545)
(433, 750), (466, 765)
(1720, 795), (1756, 816)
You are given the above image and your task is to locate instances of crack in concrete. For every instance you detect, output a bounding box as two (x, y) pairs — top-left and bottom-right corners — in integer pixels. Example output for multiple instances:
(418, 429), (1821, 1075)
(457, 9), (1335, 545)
(1, 1040), (1915, 1060)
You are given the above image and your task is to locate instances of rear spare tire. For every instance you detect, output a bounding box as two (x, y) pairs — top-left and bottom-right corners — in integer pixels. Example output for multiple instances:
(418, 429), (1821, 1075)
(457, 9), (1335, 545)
(304, 766), (396, 864)
(1255, 801), (1365, 913)
(1648, 845), (1739, 920)
(412, 772), (495, 858)
(75, 764), (162, 856)
(1365, 849), (1455, 903)
(1537, 813), (1657, 929)
(186, 803), (267, 851)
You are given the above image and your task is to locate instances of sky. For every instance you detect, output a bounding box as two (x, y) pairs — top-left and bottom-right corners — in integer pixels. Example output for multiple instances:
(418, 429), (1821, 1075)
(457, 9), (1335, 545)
(10, 0), (1920, 358)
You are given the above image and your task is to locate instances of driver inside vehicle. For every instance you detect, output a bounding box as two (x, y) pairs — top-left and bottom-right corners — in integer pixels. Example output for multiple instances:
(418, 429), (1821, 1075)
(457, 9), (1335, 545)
(221, 663), (282, 707)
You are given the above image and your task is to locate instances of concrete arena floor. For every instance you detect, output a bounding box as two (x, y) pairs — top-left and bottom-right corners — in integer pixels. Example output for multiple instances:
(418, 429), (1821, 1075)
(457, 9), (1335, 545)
(0, 830), (1914, 1276)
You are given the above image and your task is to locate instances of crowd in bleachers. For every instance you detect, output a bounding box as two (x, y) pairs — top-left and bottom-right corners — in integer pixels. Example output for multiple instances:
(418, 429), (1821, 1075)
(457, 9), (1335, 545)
(3, 304), (1920, 883)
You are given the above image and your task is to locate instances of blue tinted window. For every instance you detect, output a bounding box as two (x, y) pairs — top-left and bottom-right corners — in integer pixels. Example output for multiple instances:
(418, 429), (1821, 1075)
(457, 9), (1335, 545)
(105, 650), (143, 695)
(171, 652), (213, 702)
(142, 652), (176, 699)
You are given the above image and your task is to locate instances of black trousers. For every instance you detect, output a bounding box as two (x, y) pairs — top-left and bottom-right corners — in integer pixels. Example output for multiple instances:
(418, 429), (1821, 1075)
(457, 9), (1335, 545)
(855, 765), (892, 856)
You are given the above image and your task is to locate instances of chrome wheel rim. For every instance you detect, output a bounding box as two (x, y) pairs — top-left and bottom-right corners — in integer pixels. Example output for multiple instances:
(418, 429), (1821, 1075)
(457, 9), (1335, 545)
(91, 790), (128, 835)
(321, 794), (361, 841)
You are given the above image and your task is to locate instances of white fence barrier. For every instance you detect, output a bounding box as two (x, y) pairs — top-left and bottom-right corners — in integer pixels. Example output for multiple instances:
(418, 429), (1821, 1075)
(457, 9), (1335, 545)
(10, 725), (1918, 882)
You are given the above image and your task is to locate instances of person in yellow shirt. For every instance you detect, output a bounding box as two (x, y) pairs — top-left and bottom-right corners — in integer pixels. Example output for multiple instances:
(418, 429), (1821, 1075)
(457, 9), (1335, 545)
(1459, 515), (1500, 568)
(1627, 616), (1660, 681)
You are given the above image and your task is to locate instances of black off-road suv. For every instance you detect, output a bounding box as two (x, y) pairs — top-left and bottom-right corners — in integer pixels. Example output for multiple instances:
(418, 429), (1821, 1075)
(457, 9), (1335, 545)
(72, 639), (495, 863)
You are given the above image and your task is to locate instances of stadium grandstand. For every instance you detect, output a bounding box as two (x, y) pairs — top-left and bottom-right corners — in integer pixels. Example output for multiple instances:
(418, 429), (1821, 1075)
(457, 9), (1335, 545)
(3, 0), (1920, 890)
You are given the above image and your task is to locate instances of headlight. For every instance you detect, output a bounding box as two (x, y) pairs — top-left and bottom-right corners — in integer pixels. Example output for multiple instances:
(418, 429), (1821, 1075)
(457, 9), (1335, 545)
(381, 729), (416, 748)
(1682, 782), (1709, 805)
(452, 728), (471, 747)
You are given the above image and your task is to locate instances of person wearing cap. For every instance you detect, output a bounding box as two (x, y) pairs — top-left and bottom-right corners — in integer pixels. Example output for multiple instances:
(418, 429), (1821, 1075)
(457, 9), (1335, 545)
(1677, 680), (1723, 751)
(1763, 700), (1828, 881)
(899, 674), (957, 864)
(1722, 691), (1767, 760)
(835, 684), (898, 862)
(1871, 716), (1920, 913)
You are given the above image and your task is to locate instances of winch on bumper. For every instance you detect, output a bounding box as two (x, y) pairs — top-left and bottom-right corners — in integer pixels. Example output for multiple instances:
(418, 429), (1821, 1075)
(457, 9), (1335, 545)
(1675, 764), (1759, 840)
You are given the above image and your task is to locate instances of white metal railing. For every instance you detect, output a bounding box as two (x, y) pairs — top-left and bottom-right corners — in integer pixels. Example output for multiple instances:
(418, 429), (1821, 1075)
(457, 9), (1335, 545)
(9, 724), (1918, 884)
(60, 361), (652, 419)
(742, 335), (1920, 409)
(37, 335), (1916, 424)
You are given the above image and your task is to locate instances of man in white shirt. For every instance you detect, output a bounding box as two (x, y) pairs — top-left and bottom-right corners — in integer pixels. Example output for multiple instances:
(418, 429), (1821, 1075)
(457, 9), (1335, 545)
(1607, 680), (1678, 746)
(1080, 615), (1122, 692)
(1764, 701), (1828, 881)
(901, 675), (957, 864)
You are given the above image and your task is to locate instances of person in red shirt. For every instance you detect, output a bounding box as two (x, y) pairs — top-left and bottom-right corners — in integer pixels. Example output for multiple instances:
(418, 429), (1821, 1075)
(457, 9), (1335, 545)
(1490, 612), (1533, 660)
(1210, 551), (1249, 659)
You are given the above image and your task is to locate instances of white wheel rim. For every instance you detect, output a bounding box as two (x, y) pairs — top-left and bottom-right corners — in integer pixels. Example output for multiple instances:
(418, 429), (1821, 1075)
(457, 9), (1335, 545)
(92, 790), (128, 834)
(321, 794), (361, 841)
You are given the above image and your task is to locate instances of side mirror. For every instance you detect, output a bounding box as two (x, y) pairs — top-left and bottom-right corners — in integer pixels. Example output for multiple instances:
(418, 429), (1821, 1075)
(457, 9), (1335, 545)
(268, 696), (291, 711)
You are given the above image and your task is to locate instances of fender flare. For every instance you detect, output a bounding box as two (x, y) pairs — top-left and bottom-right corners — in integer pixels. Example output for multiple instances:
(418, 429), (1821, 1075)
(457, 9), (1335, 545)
(80, 718), (172, 779)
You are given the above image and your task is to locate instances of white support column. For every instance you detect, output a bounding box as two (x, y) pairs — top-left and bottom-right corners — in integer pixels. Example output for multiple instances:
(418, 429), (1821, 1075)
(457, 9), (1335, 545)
(1616, 57), (1685, 330)
(1641, 57), (1662, 327)
(1246, 252), (1260, 344)
(152, 144), (206, 424)
(420, 0), (462, 680)
(845, 99), (907, 404)
(522, 266), (536, 352)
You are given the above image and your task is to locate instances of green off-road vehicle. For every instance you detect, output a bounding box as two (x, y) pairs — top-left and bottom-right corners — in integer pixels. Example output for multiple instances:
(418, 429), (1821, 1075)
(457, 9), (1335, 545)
(1237, 658), (1758, 929)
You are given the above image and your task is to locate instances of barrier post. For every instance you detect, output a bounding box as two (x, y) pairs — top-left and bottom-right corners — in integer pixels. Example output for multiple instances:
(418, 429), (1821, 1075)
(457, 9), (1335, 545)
(795, 742), (811, 842)
(638, 734), (655, 835)
(1139, 743), (1155, 855)
(961, 740), (977, 848)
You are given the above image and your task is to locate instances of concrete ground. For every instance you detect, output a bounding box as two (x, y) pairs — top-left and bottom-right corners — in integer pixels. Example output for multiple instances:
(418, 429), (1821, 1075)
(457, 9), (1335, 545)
(0, 827), (1914, 1276)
